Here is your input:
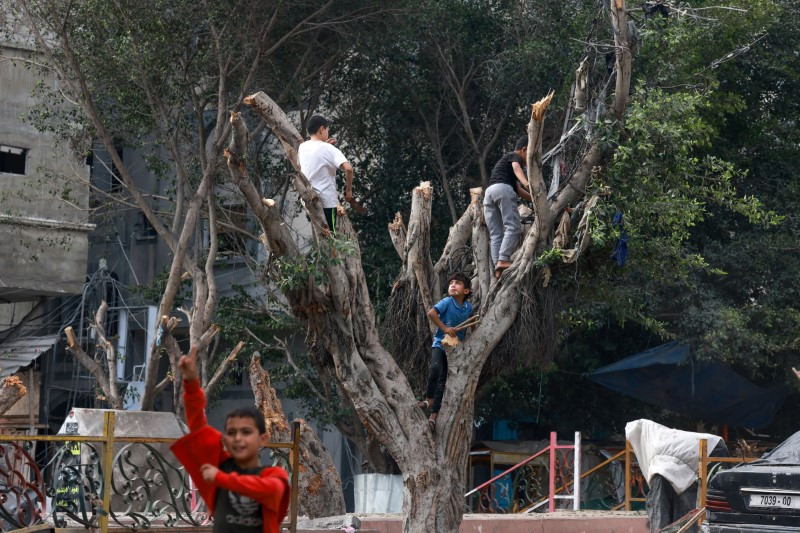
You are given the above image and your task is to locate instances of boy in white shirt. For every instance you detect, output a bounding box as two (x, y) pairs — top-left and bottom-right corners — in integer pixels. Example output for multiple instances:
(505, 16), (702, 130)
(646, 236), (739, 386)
(297, 115), (357, 233)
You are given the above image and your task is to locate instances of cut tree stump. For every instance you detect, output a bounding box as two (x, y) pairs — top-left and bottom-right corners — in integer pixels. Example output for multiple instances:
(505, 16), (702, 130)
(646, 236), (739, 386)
(0, 375), (27, 416)
(249, 352), (345, 519)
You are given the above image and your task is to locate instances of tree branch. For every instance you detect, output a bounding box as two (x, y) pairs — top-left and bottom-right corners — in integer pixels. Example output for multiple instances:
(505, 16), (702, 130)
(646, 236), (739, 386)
(526, 92), (555, 233)
(92, 300), (122, 409)
(204, 341), (245, 398)
(64, 326), (119, 408)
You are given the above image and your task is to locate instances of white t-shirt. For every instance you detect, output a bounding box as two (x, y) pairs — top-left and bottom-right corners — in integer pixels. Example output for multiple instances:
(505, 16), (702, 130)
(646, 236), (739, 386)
(297, 140), (348, 209)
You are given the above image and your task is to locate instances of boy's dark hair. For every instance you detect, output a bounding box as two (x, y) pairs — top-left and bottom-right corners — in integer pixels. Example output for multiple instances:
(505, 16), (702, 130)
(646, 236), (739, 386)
(448, 272), (472, 298)
(307, 115), (330, 135)
(514, 135), (529, 151)
(225, 406), (267, 435)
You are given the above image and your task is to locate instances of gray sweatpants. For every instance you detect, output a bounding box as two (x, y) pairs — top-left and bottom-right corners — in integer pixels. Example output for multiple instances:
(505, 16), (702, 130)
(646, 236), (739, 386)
(483, 183), (521, 264)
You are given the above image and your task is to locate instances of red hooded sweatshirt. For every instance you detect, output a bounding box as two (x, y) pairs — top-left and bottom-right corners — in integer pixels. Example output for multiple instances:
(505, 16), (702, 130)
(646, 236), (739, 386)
(170, 379), (290, 533)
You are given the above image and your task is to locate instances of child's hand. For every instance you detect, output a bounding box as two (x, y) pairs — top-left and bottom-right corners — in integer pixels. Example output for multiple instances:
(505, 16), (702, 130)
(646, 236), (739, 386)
(200, 463), (219, 482)
(444, 327), (457, 337)
(177, 346), (199, 382)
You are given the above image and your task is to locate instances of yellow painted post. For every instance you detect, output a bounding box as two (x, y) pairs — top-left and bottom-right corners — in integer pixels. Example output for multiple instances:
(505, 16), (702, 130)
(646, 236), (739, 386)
(100, 411), (116, 533)
(624, 440), (632, 511)
(290, 421), (300, 533)
(699, 439), (708, 524)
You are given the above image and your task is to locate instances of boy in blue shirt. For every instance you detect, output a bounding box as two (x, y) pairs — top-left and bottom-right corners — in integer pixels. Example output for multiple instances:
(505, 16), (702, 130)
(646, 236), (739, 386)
(419, 272), (473, 432)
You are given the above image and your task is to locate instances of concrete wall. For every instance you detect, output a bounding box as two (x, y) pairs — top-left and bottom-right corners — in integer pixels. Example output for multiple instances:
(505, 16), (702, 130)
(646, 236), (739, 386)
(0, 40), (91, 299)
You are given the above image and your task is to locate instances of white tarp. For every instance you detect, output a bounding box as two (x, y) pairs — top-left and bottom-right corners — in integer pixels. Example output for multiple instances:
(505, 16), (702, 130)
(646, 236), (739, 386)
(354, 473), (403, 513)
(625, 418), (722, 494)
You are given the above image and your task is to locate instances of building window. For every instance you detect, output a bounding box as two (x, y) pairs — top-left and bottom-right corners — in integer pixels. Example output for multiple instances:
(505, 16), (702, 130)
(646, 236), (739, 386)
(0, 145), (27, 175)
(134, 213), (157, 241)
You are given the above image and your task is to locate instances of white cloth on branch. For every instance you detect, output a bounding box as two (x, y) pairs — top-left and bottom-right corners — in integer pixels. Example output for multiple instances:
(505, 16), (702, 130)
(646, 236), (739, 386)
(625, 418), (722, 494)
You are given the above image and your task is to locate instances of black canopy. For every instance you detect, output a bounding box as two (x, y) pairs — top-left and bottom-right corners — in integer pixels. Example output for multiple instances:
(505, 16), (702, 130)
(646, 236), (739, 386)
(589, 341), (789, 428)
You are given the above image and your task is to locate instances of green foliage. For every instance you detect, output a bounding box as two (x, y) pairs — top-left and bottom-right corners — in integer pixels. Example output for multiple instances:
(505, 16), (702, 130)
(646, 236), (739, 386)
(273, 235), (358, 292)
(533, 248), (564, 269)
(215, 286), (354, 427)
(326, 0), (598, 300)
(129, 266), (190, 305)
(477, 0), (799, 437)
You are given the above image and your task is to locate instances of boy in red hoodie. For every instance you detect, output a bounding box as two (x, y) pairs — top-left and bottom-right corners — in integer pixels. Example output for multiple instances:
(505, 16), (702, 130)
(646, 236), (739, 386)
(171, 347), (290, 533)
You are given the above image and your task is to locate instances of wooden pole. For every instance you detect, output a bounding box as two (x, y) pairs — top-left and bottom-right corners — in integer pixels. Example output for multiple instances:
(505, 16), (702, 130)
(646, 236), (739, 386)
(699, 439), (708, 524)
(548, 431), (557, 512)
(624, 440), (632, 511)
(100, 411), (116, 533)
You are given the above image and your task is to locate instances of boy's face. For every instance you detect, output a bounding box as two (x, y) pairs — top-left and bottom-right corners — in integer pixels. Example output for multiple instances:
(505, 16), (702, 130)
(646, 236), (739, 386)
(448, 279), (470, 300)
(223, 416), (264, 468)
(317, 125), (330, 141)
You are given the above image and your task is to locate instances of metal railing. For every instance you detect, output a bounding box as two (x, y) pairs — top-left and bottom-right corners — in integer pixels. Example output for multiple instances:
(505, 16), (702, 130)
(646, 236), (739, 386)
(466, 435), (650, 514)
(465, 434), (760, 524)
(0, 412), (300, 532)
(465, 432), (581, 513)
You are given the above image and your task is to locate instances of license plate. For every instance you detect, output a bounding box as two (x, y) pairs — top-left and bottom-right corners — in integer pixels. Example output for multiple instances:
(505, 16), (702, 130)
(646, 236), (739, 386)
(749, 493), (800, 510)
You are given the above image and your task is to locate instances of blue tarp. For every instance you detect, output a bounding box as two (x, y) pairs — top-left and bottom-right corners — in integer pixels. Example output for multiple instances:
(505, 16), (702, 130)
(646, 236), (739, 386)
(589, 341), (789, 429)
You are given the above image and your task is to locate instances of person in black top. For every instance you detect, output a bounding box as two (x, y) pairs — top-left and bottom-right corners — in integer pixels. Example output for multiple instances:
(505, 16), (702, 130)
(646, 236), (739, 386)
(483, 135), (532, 277)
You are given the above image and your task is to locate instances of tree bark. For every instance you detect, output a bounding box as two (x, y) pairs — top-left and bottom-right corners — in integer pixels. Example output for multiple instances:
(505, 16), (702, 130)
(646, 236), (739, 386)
(248, 353), (345, 518)
(0, 376), (27, 416)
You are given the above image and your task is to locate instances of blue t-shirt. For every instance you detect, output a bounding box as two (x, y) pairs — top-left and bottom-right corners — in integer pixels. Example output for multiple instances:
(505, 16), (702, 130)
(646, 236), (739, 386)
(431, 296), (473, 349)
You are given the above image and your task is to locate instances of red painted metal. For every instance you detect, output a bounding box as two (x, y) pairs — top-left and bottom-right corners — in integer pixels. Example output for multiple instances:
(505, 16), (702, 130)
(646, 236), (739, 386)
(548, 432), (557, 512)
(464, 443), (551, 498)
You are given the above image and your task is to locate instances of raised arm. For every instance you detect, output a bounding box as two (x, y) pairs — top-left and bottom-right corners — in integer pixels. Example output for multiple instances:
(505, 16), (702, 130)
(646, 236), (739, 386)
(177, 346), (208, 431)
(340, 161), (355, 203)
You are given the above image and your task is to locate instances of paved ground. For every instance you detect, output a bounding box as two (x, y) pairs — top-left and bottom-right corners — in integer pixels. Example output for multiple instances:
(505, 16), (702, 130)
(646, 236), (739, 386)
(298, 511), (650, 533)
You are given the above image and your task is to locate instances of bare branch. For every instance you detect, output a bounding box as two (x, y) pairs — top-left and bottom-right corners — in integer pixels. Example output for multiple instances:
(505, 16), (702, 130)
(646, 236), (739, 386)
(205, 341), (245, 398)
(93, 300), (122, 409)
(526, 91), (555, 232)
(64, 326), (121, 409)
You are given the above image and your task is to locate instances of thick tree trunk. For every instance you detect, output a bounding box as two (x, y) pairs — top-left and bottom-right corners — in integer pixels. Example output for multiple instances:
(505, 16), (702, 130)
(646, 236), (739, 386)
(0, 376), (27, 416)
(248, 353), (345, 518)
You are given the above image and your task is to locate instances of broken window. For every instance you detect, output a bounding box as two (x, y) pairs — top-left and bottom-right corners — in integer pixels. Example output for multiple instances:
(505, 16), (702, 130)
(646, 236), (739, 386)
(134, 212), (157, 241)
(0, 145), (27, 175)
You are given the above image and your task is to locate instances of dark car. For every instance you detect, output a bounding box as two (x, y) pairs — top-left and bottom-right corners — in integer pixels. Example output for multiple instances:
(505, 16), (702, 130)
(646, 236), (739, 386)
(706, 431), (800, 532)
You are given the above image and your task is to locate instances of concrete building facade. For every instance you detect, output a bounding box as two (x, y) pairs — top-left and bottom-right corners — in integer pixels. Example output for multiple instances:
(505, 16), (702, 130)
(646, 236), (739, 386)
(1, 31), (92, 431)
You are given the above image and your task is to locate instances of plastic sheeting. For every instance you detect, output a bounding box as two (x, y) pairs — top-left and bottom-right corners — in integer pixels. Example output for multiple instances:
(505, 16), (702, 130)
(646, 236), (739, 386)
(626, 419), (722, 494)
(752, 430), (800, 466)
(0, 335), (57, 377)
(590, 341), (789, 428)
(353, 474), (403, 513)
